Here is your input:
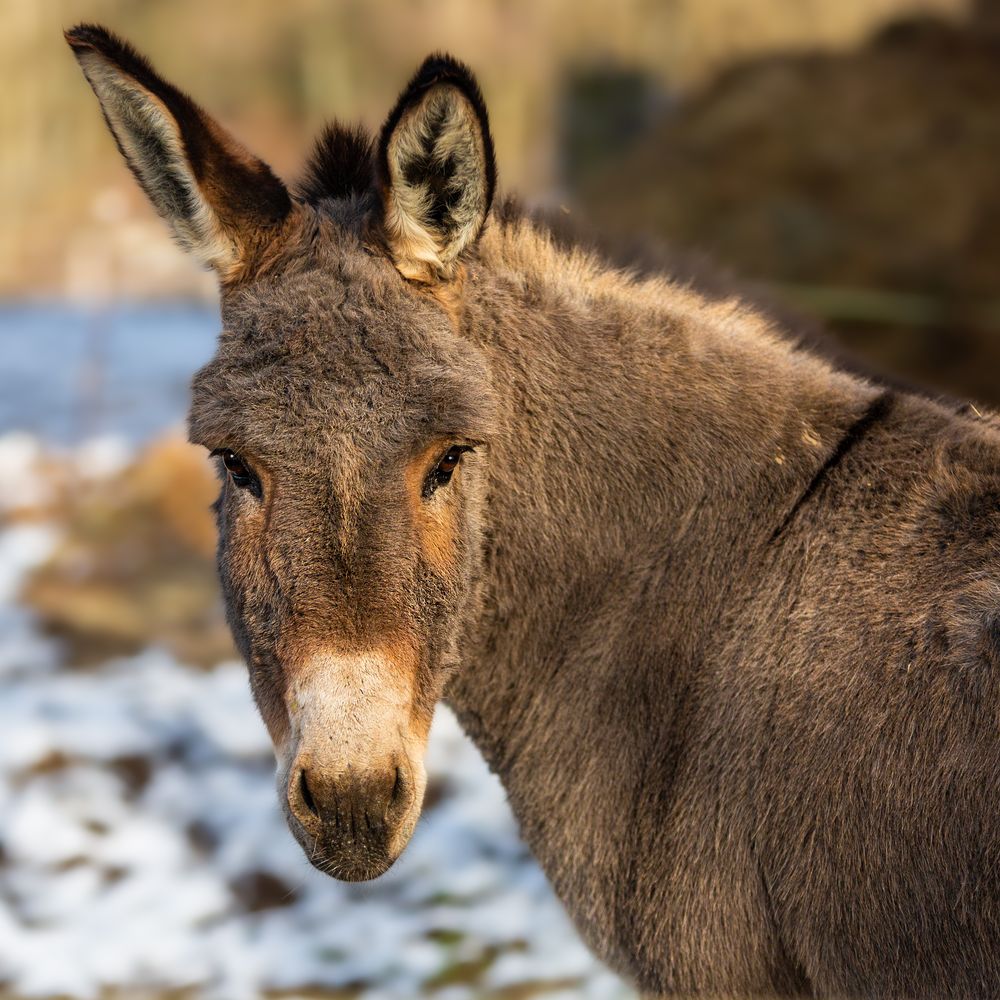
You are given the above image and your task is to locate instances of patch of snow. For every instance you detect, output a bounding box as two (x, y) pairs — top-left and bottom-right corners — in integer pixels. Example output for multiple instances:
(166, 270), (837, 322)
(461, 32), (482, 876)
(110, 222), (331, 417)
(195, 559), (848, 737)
(0, 433), (52, 513)
(0, 640), (636, 1000)
(0, 522), (62, 682)
(73, 435), (131, 481)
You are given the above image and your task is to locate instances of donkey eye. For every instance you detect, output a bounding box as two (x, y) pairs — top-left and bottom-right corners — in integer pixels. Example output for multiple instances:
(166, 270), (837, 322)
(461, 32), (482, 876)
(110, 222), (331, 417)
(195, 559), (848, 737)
(211, 448), (260, 496)
(423, 445), (472, 499)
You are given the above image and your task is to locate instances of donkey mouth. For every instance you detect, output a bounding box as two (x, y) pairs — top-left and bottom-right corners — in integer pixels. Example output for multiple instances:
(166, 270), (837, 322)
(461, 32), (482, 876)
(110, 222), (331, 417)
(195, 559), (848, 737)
(298, 831), (403, 882)
(280, 754), (425, 881)
(285, 808), (418, 882)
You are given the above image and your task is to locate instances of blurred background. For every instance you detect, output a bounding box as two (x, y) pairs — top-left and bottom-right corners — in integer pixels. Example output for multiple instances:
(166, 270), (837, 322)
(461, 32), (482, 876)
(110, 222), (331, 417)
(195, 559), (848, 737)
(2, 0), (999, 996)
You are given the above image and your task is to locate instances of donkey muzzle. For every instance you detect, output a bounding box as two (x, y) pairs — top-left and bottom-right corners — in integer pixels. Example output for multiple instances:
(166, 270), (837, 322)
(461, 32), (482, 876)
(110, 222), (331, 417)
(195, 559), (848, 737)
(278, 649), (429, 881)
(285, 752), (420, 880)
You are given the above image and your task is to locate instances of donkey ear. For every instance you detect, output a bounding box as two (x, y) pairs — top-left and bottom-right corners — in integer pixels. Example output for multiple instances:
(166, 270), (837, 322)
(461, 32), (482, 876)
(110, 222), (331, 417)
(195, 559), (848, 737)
(65, 24), (291, 282)
(376, 54), (496, 284)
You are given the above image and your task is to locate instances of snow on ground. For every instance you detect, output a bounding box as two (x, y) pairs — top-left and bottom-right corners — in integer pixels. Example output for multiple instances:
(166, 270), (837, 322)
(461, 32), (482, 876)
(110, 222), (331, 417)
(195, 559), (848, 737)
(0, 433), (636, 1000)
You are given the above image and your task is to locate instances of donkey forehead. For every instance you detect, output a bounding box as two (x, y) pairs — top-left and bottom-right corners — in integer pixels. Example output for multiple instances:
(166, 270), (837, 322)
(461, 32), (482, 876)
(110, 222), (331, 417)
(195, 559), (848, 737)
(188, 262), (494, 459)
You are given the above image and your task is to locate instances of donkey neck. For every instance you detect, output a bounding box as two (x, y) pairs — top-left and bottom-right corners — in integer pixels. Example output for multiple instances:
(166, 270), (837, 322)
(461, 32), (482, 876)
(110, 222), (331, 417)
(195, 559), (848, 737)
(444, 218), (878, 953)
(451, 217), (878, 719)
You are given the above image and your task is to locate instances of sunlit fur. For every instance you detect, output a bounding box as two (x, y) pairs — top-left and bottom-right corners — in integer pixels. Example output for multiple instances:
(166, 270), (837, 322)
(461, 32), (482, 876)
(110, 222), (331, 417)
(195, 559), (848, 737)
(69, 25), (1000, 999)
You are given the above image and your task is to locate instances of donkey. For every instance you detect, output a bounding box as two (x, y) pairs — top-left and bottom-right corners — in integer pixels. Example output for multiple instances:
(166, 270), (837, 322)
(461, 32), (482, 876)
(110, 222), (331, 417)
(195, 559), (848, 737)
(67, 24), (1000, 999)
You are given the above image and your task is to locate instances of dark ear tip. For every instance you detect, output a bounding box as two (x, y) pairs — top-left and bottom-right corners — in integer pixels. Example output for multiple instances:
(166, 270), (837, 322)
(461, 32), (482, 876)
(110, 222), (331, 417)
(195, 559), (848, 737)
(64, 24), (150, 78)
(414, 52), (476, 85)
(64, 23), (115, 52)
(64, 24), (162, 91)
(408, 52), (485, 106)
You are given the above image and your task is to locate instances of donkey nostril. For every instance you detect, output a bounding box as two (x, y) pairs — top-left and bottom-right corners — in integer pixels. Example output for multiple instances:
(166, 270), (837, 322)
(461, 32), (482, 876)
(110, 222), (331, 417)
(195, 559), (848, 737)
(298, 768), (318, 818)
(390, 765), (405, 807)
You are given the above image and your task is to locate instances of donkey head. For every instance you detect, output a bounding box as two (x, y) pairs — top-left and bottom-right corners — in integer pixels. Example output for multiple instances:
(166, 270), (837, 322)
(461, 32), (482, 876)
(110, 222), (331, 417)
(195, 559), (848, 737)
(67, 25), (497, 881)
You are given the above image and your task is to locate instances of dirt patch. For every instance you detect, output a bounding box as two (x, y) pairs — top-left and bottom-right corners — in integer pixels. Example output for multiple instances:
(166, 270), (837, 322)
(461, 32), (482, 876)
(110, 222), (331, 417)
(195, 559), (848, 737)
(20, 436), (233, 668)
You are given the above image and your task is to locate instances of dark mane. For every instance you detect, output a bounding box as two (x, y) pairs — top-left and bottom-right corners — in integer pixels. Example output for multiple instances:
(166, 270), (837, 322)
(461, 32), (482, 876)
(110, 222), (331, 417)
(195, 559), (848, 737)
(295, 122), (374, 205)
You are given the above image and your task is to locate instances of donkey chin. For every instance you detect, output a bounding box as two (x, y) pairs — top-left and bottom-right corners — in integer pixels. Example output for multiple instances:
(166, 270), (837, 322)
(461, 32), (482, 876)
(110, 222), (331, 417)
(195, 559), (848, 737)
(275, 650), (430, 882)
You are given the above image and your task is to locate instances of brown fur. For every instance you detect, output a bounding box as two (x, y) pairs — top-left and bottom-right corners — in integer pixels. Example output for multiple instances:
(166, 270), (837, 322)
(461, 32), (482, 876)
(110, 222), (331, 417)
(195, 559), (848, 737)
(404, 440), (463, 576)
(69, 26), (1000, 998)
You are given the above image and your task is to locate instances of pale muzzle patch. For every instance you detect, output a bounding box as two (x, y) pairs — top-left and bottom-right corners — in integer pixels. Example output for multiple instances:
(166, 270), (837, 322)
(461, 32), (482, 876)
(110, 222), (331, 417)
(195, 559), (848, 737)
(278, 647), (431, 866)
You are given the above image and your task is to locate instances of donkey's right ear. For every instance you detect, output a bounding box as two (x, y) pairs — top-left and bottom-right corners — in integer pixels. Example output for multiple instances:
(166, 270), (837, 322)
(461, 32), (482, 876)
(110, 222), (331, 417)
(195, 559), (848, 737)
(65, 24), (291, 282)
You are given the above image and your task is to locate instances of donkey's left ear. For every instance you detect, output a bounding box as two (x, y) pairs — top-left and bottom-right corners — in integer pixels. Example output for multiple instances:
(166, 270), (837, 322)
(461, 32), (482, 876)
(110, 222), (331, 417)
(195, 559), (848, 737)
(65, 24), (291, 283)
(376, 55), (496, 284)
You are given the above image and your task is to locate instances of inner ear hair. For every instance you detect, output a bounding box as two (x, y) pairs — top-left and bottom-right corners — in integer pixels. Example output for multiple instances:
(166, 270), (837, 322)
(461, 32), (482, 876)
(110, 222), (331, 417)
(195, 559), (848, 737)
(376, 55), (496, 285)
